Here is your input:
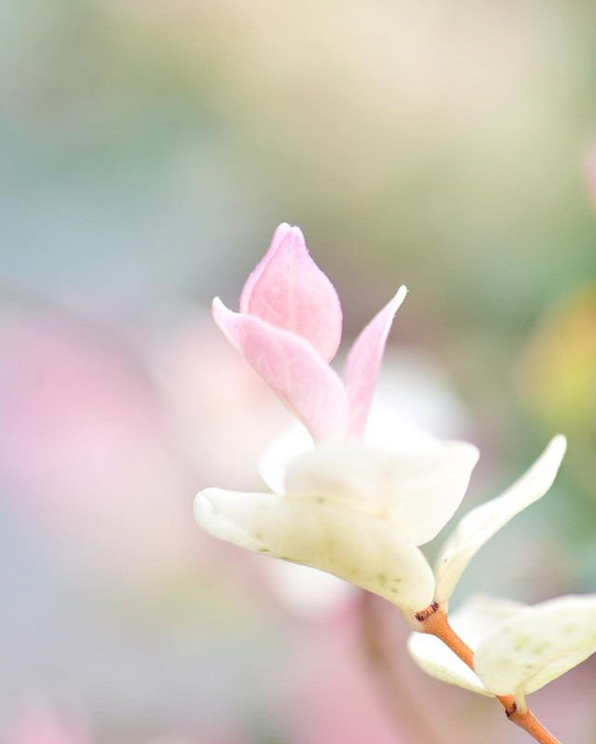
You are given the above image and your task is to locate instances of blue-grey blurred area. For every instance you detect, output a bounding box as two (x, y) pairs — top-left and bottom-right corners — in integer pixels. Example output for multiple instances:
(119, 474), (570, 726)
(1, 1), (596, 742)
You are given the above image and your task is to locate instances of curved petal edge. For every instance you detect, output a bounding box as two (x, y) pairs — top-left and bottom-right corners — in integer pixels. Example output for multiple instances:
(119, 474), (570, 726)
(194, 487), (435, 614)
(345, 286), (407, 437)
(475, 594), (596, 696)
(213, 298), (348, 442)
(240, 224), (342, 362)
(434, 435), (567, 605)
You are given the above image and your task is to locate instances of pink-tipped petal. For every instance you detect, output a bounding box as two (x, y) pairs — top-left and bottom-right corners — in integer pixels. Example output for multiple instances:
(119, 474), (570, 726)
(239, 224), (343, 362)
(240, 223), (292, 313)
(213, 298), (347, 441)
(344, 286), (407, 437)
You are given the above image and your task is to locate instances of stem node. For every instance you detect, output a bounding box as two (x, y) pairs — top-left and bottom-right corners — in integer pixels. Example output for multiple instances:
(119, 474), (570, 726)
(419, 607), (563, 744)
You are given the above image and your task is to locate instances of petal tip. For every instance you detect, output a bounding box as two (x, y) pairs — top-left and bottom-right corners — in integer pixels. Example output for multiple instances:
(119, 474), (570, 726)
(211, 297), (242, 349)
(395, 284), (408, 302)
(285, 224), (309, 258)
(539, 434), (567, 479)
(211, 295), (225, 314)
(385, 285), (408, 316)
(271, 222), (294, 251)
(193, 488), (213, 526)
(288, 224), (305, 240)
(386, 284), (408, 314)
(240, 224), (294, 312)
(442, 440), (480, 470)
(550, 433), (567, 458)
(463, 442), (481, 467)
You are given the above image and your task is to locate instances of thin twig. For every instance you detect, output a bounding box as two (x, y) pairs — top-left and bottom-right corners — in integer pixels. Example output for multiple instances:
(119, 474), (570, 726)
(418, 605), (563, 744)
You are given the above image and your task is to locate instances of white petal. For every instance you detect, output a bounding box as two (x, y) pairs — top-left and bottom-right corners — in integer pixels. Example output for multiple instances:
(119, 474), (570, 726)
(434, 436), (567, 605)
(475, 595), (596, 696)
(407, 634), (488, 695)
(283, 441), (479, 545)
(407, 595), (523, 696)
(258, 424), (314, 494)
(195, 488), (435, 613)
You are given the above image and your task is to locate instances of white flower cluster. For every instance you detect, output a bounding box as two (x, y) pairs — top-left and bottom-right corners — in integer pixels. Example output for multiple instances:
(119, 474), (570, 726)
(194, 224), (596, 728)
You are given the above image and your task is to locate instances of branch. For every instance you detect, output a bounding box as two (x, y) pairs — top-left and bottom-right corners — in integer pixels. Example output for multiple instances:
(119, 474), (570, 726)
(417, 605), (563, 744)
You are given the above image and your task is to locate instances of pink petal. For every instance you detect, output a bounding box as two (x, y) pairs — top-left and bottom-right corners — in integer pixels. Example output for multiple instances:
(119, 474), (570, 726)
(344, 286), (407, 438)
(240, 223), (291, 312)
(213, 298), (347, 441)
(239, 224), (342, 362)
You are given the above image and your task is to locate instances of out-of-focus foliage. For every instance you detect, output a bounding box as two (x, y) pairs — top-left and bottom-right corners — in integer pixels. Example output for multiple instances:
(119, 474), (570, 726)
(519, 285), (596, 439)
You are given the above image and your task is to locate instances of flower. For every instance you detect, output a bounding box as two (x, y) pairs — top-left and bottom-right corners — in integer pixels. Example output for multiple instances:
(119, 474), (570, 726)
(196, 431), (565, 618)
(197, 440), (478, 616)
(195, 224), (566, 619)
(211, 222), (407, 442)
(408, 593), (596, 707)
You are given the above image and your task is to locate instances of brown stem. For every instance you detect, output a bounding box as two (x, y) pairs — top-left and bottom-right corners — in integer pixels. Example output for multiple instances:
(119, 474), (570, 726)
(418, 605), (563, 744)
(510, 710), (564, 744)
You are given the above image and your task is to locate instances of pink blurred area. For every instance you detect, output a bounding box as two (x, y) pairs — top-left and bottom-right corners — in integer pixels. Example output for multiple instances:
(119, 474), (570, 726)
(0, 296), (293, 741)
(5, 706), (246, 744)
(6, 708), (92, 744)
(0, 298), (287, 583)
(0, 304), (196, 583)
(160, 312), (292, 488)
(280, 604), (410, 744)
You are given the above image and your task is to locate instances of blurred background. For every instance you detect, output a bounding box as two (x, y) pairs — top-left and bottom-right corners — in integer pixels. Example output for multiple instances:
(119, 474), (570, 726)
(1, 0), (596, 742)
